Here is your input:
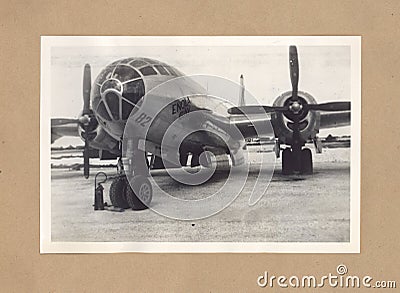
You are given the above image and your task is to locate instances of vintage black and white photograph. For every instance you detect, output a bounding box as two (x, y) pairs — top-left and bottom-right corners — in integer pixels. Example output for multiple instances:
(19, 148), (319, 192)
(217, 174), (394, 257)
(40, 36), (360, 253)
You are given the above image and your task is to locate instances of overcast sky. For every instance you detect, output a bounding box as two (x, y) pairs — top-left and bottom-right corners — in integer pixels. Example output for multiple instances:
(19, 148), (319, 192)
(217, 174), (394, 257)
(50, 43), (352, 145)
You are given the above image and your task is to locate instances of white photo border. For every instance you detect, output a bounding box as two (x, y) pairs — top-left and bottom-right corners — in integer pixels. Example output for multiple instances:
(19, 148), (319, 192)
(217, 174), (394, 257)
(40, 36), (361, 253)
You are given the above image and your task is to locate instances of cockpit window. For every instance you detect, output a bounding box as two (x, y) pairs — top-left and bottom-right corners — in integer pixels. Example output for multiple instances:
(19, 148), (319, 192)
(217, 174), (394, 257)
(123, 80), (145, 105)
(164, 66), (180, 76)
(104, 91), (120, 120)
(129, 59), (148, 68)
(97, 101), (112, 121)
(112, 65), (140, 82)
(95, 66), (114, 85)
(154, 65), (169, 75)
(122, 100), (134, 120)
(139, 66), (157, 76)
(100, 79), (122, 93)
(117, 57), (134, 64)
(143, 58), (156, 63)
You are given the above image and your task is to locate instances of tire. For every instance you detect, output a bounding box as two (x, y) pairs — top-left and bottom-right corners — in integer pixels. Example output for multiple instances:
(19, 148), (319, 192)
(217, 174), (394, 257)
(300, 148), (313, 175)
(126, 175), (152, 210)
(282, 148), (294, 175)
(109, 176), (130, 209)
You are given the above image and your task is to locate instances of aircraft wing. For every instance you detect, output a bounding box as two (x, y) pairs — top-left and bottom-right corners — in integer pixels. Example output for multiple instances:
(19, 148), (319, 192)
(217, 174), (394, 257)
(51, 118), (79, 143)
(228, 114), (275, 139)
(228, 110), (351, 139)
(319, 111), (351, 129)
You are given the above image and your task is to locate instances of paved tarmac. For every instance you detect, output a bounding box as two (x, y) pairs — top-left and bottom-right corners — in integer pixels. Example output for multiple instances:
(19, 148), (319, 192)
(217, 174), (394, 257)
(50, 147), (350, 243)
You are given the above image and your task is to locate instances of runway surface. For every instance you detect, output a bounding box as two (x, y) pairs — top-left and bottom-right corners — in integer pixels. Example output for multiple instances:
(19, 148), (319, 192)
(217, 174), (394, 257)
(50, 147), (350, 242)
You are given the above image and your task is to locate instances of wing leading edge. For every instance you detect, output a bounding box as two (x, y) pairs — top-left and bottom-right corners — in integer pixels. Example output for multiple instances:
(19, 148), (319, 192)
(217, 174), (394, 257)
(51, 118), (79, 143)
(319, 111), (351, 129)
(229, 113), (275, 139)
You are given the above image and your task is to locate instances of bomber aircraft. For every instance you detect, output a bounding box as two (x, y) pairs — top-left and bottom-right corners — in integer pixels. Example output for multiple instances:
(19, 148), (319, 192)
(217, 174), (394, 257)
(51, 46), (351, 210)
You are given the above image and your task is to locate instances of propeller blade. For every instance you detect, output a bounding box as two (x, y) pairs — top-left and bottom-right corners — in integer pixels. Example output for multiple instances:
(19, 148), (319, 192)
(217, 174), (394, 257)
(307, 102), (351, 112)
(289, 46), (299, 101)
(228, 105), (288, 115)
(82, 63), (92, 178)
(51, 118), (79, 126)
(82, 64), (91, 115)
(261, 106), (288, 112)
(83, 139), (90, 179)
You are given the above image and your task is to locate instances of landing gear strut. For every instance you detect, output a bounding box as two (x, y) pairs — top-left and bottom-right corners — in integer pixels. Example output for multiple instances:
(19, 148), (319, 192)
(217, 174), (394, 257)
(109, 142), (153, 210)
(282, 147), (313, 175)
(125, 148), (152, 210)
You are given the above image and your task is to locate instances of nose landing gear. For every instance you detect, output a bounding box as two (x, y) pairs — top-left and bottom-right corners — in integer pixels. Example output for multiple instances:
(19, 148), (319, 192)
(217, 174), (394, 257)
(109, 148), (153, 211)
(126, 175), (153, 210)
(109, 174), (153, 210)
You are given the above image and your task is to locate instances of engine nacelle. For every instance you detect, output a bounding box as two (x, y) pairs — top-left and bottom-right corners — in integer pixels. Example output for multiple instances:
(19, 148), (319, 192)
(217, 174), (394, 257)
(271, 91), (320, 145)
(79, 121), (120, 155)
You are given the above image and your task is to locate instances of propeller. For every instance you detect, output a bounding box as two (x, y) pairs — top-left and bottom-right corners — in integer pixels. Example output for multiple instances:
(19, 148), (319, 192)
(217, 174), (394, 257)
(227, 46), (351, 171)
(81, 64), (92, 179)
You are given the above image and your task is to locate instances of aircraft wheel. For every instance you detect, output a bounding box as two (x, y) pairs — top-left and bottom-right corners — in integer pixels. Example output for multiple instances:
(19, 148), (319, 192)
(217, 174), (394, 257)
(109, 177), (130, 209)
(300, 148), (313, 174)
(282, 148), (294, 175)
(126, 175), (152, 210)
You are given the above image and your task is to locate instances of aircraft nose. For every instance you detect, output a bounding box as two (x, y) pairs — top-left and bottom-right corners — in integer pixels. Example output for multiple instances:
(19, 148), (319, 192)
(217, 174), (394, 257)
(93, 70), (145, 123)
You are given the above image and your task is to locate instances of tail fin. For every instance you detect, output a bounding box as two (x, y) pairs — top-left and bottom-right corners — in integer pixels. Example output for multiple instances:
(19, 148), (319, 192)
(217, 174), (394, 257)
(238, 74), (245, 106)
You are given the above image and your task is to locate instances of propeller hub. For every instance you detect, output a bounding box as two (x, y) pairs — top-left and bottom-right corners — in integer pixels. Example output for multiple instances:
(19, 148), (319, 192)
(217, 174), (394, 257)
(78, 114), (90, 125)
(289, 101), (303, 114)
